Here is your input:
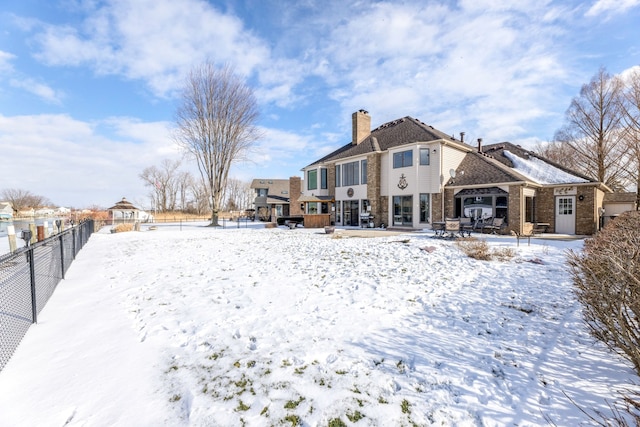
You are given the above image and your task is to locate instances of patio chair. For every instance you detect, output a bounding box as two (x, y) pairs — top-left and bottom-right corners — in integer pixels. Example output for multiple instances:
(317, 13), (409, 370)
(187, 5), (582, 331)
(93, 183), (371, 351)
(431, 221), (445, 238)
(459, 217), (473, 237)
(444, 218), (461, 238)
(481, 217), (504, 234)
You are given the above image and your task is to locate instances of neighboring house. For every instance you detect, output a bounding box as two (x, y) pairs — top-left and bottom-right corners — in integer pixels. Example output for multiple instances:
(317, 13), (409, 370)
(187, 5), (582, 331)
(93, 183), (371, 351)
(0, 202), (13, 220)
(602, 192), (638, 226)
(55, 207), (71, 215)
(34, 207), (55, 216)
(250, 178), (302, 221)
(300, 110), (611, 235)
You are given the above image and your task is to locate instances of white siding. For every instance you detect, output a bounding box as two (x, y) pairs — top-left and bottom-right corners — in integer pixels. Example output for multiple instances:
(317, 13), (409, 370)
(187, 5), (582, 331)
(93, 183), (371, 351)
(417, 144), (441, 194)
(441, 145), (467, 183)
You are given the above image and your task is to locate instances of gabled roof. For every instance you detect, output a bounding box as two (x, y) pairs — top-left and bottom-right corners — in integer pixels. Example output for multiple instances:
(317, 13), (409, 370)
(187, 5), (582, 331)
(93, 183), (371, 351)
(481, 142), (594, 183)
(447, 151), (530, 186)
(107, 197), (139, 211)
(250, 179), (290, 195)
(307, 116), (465, 167)
(449, 142), (598, 188)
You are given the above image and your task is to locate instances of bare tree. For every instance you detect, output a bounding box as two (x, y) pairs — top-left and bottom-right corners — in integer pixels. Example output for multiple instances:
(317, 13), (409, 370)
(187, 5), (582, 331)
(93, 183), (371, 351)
(176, 171), (194, 212)
(1, 188), (50, 214)
(620, 68), (640, 209)
(187, 178), (210, 215)
(173, 62), (261, 226)
(139, 159), (182, 212)
(533, 140), (581, 172)
(224, 178), (253, 212)
(554, 67), (628, 188)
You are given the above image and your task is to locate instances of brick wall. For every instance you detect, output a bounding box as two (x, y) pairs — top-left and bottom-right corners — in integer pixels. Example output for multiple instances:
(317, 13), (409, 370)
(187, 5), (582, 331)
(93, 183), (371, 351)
(289, 176), (303, 215)
(507, 185), (521, 234)
(432, 193), (443, 222)
(535, 185), (600, 235)
(576, 186), (598, 235)
(535, 188), (555, 231)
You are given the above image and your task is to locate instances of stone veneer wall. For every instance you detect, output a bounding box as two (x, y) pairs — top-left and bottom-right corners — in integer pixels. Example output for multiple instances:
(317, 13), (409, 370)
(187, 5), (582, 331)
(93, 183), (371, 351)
(367, 153), (384, 227)
(327, 166), (336, 224)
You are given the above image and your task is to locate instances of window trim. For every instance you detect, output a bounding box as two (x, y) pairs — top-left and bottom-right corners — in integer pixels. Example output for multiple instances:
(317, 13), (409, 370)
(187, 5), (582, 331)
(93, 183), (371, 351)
(361, 159), (367, 184)
(419, 148), (430, 166)
(393, 150), (413, 168)
(307, 169), (317, 190)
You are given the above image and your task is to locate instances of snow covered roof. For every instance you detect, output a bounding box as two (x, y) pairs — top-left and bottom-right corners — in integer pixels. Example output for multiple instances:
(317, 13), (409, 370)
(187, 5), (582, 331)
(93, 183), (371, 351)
(502, 150), (590, 185)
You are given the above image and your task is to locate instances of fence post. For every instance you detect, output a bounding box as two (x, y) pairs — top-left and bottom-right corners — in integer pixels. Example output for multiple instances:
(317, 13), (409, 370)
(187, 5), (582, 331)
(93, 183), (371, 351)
(29, 223), (37, 245)
(59, 234), (65, 279)
(28, 246), (37, 324)
(72, 226), (77, 258)
(7, 225), (17, 252)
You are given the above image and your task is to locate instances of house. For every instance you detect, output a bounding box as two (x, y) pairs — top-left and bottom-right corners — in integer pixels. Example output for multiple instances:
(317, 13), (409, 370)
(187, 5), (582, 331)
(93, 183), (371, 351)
(602, 192), (638, 226)
(0, 202), (13, 221)
(250, 178), (303, 221)
(298, 110), (611, 235)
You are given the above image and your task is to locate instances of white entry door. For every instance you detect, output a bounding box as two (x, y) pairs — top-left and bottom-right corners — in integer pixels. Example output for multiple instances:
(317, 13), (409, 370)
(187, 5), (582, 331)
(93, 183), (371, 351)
(556, 196), (576, 234)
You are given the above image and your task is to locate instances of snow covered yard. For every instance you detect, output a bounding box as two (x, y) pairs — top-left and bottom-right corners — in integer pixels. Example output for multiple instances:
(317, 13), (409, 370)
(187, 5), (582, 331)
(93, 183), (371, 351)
(0, 224), (636, 426)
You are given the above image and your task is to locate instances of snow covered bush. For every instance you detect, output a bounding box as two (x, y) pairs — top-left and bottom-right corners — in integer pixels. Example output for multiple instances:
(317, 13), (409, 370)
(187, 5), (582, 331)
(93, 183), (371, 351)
(113, 223), (134, 233)
(567, 211), (640, 375)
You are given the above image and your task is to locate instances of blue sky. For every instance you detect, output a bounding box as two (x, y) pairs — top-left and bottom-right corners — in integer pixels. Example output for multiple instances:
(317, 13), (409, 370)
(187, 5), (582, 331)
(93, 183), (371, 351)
(1, 0), (639, 209)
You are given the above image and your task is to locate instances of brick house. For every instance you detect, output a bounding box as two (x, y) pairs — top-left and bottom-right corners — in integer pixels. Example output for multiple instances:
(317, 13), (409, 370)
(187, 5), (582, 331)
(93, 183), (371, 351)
(250, 178), (299, 221)
(297, 110), (611, 235)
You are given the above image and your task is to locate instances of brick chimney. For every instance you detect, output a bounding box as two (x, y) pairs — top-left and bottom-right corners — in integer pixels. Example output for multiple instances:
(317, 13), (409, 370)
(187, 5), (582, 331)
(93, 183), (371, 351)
(289, 176), (303, 215)
(352, 110), (371, 145)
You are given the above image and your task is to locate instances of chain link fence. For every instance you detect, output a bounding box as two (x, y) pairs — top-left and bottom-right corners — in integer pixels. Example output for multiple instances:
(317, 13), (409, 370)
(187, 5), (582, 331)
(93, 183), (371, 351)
(0, 220), (94, 372)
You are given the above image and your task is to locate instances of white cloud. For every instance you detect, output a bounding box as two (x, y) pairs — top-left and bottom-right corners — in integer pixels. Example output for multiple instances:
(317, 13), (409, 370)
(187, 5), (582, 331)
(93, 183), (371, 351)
(32, 0), (272, 98)
(586, 0), (640, 17)
(9, 77), (64, 104)
(619, 65), (640, 83)
(0, 114), (178, 208)
(305, 1), (572, 142)
(0, 50), (15, 72)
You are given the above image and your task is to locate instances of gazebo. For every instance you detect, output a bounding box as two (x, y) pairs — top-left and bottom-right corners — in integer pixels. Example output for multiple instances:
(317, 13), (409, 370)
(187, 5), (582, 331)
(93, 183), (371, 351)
(107, 197), (142, 225)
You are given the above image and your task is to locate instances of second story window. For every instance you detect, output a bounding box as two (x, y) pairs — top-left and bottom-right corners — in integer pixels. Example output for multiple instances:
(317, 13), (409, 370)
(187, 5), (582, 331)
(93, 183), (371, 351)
(308, 169), (317, 190)
(342, 161), (359, 186)
(321, 168), (328, 189)
(420, 148), (430, 165)
(257, 188), (267, 197)
(361, 159), (367, 184)
(393, 150), (413, 168)
(335, 165), (341, 187)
